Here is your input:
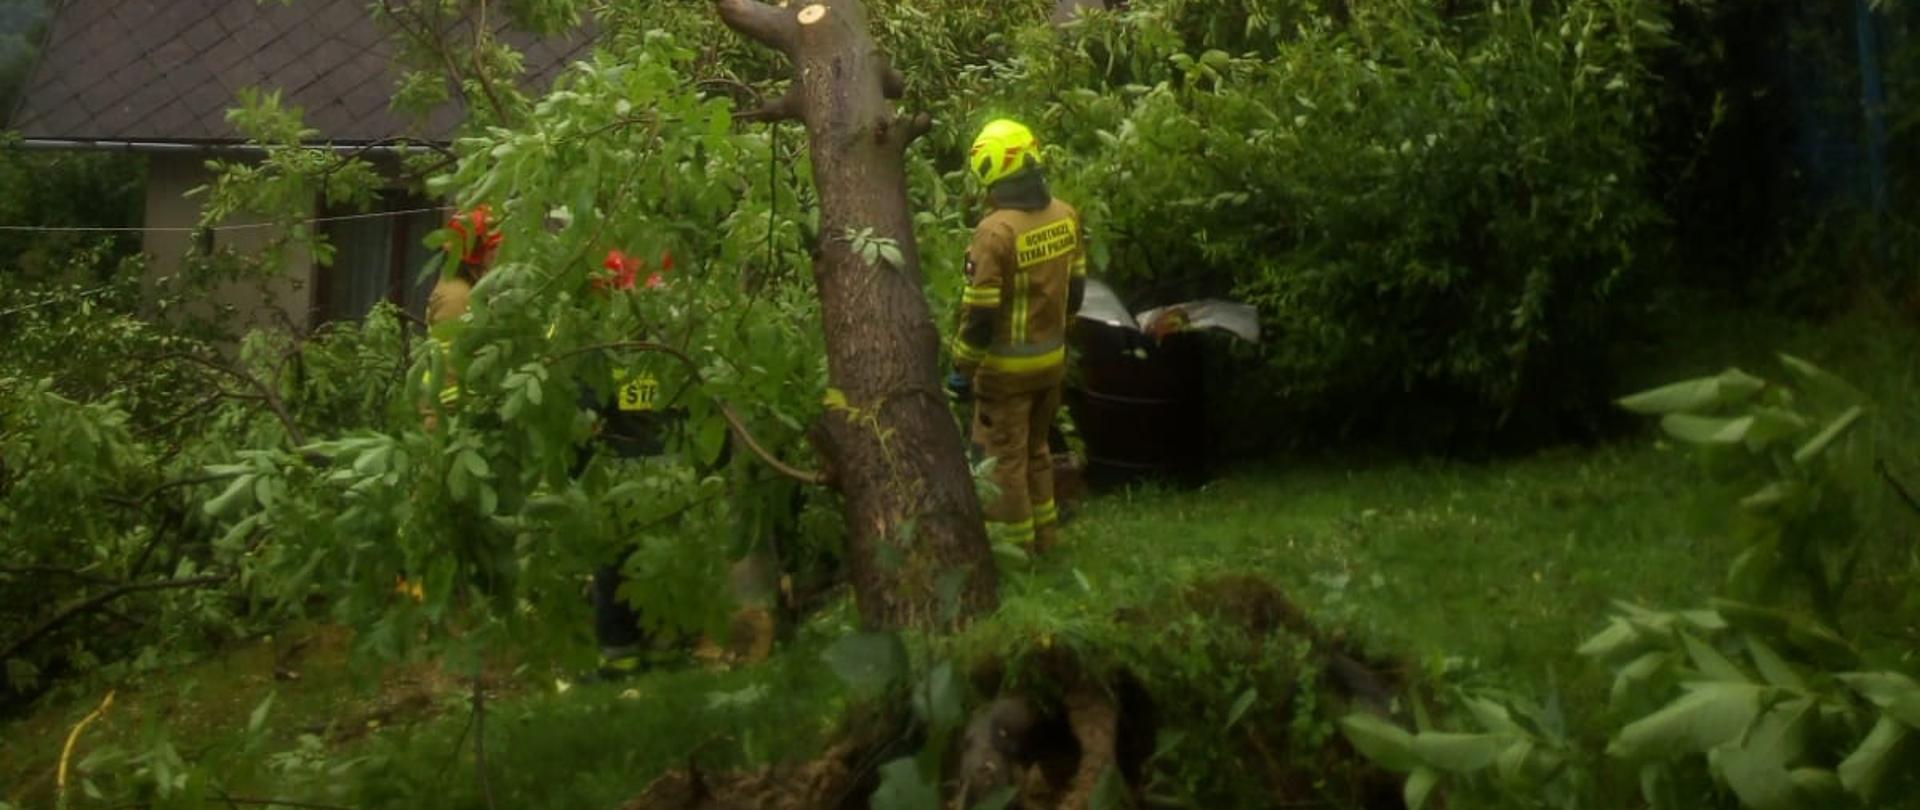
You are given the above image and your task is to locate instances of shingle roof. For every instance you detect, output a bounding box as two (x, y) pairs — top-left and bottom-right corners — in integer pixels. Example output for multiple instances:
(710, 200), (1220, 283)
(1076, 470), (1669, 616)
(9, 0), (596, 146)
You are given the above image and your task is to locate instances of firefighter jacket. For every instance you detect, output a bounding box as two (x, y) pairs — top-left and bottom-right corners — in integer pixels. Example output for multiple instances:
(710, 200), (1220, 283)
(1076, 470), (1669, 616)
(951, 198), (1088, 396)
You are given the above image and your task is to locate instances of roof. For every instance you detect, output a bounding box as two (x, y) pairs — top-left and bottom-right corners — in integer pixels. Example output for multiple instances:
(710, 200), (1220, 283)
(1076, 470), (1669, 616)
(8, 0), (595, 147)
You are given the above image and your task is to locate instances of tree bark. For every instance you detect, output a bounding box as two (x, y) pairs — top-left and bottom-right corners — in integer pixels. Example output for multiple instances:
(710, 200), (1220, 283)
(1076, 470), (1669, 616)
(714, 0), (997, 629)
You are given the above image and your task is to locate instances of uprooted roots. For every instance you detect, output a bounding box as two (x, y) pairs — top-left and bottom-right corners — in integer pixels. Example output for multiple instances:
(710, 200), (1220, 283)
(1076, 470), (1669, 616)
(627, 574), (1406, 810)
(950, 686), (1128, 810)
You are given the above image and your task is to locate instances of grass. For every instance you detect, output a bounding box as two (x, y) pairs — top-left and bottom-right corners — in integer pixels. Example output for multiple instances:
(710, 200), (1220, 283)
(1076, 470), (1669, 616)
(1012, 441), (1717, 679)
(1, 440), (1719, 809)
(4, 301), (1914, 809)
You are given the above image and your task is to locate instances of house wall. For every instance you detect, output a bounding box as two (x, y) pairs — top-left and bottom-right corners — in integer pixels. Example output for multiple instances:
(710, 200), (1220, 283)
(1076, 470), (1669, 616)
(142, 152), (315, 333)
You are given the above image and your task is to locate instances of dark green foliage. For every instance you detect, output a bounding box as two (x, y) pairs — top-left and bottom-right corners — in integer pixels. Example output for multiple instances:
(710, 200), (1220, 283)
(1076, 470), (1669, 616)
(0, 146), (145, 275)
(905, 0), (1672, 450)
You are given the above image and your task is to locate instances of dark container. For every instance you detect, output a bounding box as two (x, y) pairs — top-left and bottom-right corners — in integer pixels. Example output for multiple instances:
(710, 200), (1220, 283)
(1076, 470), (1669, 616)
(1065, 320), (1210, 490)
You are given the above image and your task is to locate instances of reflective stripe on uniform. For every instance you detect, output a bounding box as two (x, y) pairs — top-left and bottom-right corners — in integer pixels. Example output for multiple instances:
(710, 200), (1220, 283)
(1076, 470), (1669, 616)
(981, 347), (1064, 373)
(1034, 499), (1059, 528)
(1011, 269), (1029, 344)
(951, 335), (987, 365)
(987, 518), (1035, 545)
(982, 339), (1065, 374)
(961, 285), (1001, 308)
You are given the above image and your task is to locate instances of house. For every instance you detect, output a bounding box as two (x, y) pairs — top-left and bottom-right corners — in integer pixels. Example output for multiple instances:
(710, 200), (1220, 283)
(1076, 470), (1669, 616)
(6, 0), (592, 331)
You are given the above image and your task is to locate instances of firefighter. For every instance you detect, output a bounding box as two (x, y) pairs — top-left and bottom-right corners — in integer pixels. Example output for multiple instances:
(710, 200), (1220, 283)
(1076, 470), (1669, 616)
(946, 119), (1087, 552)
(420, 210), (681, 678)
(421, 204), (502, 427)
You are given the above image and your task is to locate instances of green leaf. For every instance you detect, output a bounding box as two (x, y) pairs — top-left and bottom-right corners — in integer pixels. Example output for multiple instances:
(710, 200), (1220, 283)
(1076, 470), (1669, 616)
(248, 692), (276, 735)
(914, 662), (963, 734)
(1741, 482), (1799, 512)
(1743, 637), (1805, 691)
(1838, 716), (1908, 803)
(1403, 766), (1439, 809)
(204, 473), (257, 517)
(461, 450), (491, 478)
(871, 757), (939, 810)
(878, 243), (904, 268)
(1611, 652), (1670, 705)
(1608, 682), (1767, 760)
(1792, 405), (1864, 465)
(1339, 713), (1421, 772)
(1838, 672), (1920, 727)
(1742, 407), (1812, 449)
(1681, 632), (1750, 683)
(1410, 732), (1507, 772)
(1224, 688), (1257, 730)
(1617, 369), (1765, 414)
(1464, 696), (1523, 735)
(992, 541), (1030, 566)
(1578, 618), (1641, 660)
(1777, 353), (1868, 406)
(1495, 738), (1538, 784)
(696, 417), (727, 469)
(1659, 414), (1756, 445)
(1716, 700), (1813, 810)
(822, 631), (905, 697)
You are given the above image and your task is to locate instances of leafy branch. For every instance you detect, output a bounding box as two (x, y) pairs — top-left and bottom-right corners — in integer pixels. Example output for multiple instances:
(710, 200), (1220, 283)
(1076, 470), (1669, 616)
(1, 574), (233, 665)
(552, 340), (829, 486)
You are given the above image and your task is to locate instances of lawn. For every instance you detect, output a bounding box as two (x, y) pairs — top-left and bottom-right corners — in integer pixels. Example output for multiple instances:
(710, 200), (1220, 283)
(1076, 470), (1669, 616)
(5, 302), (1913, 809)
(3, 438), (1723, 809)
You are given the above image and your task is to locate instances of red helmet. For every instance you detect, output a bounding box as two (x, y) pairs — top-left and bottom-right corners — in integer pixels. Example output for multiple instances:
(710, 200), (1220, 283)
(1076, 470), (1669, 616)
(447, 205), (503, 265)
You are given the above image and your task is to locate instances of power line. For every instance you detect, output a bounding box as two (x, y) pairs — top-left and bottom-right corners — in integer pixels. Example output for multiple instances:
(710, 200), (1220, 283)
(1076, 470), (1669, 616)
(0, 206), (454, 234)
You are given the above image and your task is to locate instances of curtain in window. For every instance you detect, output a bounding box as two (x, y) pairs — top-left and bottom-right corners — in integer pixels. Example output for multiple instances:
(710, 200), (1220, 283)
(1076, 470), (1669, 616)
(323, 213), (394, 322)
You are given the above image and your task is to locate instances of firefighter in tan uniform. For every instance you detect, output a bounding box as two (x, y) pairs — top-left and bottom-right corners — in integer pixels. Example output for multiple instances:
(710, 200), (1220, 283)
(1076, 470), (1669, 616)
(947, 119), (1087, 552)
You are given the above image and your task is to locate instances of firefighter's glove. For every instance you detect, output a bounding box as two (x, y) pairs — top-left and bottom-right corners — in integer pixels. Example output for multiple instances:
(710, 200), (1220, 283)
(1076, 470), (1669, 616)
(945, 372), (973, 405)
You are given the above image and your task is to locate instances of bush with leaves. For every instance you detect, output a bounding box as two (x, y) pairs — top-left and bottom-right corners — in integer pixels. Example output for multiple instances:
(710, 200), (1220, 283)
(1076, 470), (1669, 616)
(181, 32), (839, 686)
(1339, 354), (1920, 809)
(906, 0), (1668, 447)
(0, 264), (308, 713)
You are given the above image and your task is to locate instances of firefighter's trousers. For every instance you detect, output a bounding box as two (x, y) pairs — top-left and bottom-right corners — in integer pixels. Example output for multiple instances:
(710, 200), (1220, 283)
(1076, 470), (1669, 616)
(971, 385), (1062, 549)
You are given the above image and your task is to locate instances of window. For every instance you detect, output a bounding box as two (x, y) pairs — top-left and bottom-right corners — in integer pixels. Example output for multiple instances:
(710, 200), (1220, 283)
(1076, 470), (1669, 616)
(312, 191), (446, 327)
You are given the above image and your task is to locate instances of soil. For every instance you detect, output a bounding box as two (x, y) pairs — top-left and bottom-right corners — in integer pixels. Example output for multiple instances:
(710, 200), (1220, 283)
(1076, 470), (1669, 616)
(628, 573), (1413, 810)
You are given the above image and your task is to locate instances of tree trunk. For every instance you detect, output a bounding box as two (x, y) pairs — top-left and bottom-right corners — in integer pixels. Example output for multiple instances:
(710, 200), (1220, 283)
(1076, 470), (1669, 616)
(714, 0), (997, 629)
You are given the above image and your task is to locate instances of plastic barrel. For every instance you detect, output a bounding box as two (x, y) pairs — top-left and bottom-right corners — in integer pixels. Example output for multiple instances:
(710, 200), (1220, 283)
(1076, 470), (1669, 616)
(1066, 321), (1209, 489)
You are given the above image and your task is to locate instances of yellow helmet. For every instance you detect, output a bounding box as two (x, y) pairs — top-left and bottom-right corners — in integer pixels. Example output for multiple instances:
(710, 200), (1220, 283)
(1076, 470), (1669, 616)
(969, 119), (1042, 188)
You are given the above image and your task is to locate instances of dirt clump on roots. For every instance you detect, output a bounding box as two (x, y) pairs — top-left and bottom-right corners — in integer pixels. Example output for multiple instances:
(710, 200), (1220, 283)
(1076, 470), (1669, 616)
(628, 573), (1411, 809)
(954, 573), (1409, 809)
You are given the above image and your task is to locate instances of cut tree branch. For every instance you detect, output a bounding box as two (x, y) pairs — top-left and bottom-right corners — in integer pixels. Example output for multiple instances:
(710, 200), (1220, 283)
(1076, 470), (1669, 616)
(469, 0), (514, 125)
(899, 112), (933, 147)
(0, 566), (117, 586)
(2, 574), (232, 664)
(152, 353), (308, 448)
(737, 88), (803, 123)
(550, 341), (829, 486)
(715, 0), (801, 54)
(880, 59), (906, 99)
